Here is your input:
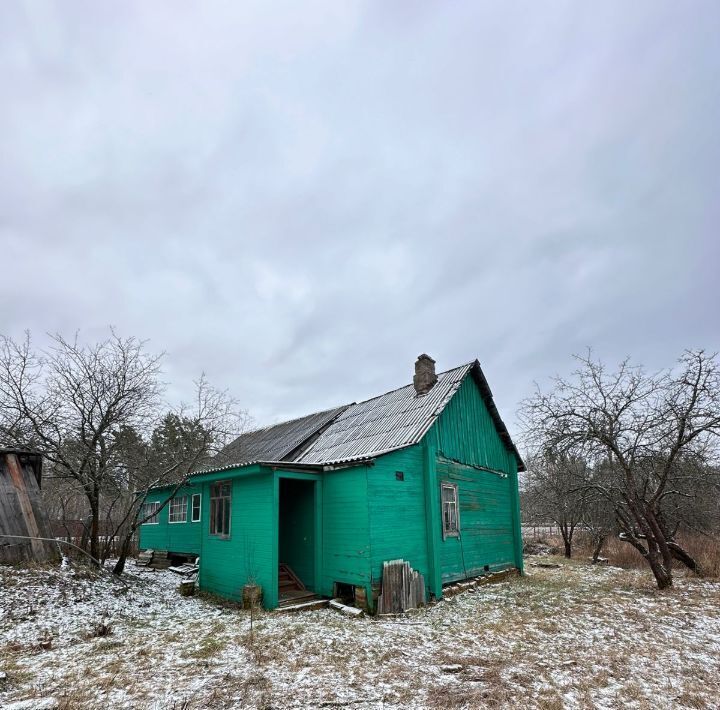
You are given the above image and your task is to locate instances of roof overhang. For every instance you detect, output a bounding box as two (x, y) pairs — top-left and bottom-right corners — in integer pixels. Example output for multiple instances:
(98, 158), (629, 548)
(146, 456), (376, 493)
(469, 361), (526, 472)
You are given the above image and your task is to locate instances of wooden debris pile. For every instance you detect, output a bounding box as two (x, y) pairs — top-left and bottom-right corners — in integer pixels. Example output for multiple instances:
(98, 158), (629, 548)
(377, 559), (426, 615)
(329, 598), (364, 617)
(169, 558), (199, 577)
(135, 549), (173, 570)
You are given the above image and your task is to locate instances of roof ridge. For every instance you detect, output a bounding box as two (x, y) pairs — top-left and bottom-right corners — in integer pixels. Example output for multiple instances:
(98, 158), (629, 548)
(234, 362), (474, 436)
(346, 362), (474, 408)
(239, 404), (350, 436)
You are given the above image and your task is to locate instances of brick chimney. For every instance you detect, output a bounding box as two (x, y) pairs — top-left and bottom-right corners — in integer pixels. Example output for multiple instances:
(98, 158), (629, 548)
(413, 354), (438, 395)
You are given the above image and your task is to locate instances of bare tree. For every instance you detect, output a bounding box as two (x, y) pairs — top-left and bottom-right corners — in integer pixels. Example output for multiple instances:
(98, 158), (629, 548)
(582, 460), (618, 563)
(523, 450), (589, 558)
(0, 331), (248, 572)
(0, 331), (162, 563)
(521, 349), (720, 589)
(110, 375), (248, 575)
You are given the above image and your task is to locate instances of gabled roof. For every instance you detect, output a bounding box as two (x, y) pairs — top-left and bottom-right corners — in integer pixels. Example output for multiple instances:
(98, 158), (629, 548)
(213, 405), (349, 468)
(208, 360), (525, 474)
(295, 364), (472, 463)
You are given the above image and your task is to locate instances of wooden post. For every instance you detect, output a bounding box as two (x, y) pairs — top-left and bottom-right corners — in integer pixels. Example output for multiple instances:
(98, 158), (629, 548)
(423, 434), (442, 599)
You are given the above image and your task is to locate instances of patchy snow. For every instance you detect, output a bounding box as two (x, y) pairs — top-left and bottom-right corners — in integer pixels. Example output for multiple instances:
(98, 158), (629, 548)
(1, 558), (719, 709)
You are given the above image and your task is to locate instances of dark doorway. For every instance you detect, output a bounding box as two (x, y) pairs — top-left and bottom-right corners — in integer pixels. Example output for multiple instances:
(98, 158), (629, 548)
(278, 478), (316, 604)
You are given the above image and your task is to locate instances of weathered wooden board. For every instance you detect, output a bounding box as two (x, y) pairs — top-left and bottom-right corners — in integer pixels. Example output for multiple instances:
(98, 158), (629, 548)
(0, 452), (56, 563)
(377, 559), (425, 614)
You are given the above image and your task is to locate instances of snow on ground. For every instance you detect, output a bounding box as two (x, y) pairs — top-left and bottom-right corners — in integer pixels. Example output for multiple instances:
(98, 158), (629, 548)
(1, 557), (719, 709)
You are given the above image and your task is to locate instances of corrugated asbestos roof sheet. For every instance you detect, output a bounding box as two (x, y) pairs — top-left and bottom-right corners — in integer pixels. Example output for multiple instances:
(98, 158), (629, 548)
(212, 405), (349, 467)
(201, 359), (525, 476)
(295, 364), (472, 463)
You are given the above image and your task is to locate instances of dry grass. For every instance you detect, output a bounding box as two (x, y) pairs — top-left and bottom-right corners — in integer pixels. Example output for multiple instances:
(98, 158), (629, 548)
(2, 558), (720, 709)
(544, 531), (720, 578)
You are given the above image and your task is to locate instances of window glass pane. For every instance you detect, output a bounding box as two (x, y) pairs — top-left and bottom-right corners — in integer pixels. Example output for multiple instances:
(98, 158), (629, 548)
(142, 501), (160, 524)
(169, 496), (187, 523)
(209, 481), (231, 536)
(441, 484), (458, 534)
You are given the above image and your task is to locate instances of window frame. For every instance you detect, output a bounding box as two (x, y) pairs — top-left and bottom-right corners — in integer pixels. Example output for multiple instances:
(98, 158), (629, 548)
(209, 481), (232, 539)
(168, 495), (188, 524)
(141, 501), (160, 525)
(440, 482), (460, 539)
(191, 493), (202, 523)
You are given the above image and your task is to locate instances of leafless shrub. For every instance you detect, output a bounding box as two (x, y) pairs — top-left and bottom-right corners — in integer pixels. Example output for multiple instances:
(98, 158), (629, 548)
(90, 619), (113, 638)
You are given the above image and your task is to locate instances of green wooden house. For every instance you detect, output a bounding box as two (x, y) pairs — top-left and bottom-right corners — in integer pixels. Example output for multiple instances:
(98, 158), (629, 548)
(139, 355), (525, 610)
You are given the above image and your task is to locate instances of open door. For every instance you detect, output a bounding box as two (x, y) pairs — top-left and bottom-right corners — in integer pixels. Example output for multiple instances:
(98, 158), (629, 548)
(278, 478), (317, 605)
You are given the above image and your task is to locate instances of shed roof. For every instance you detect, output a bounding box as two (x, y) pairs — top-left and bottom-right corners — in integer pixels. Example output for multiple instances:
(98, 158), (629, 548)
(207, 360), (524, 475)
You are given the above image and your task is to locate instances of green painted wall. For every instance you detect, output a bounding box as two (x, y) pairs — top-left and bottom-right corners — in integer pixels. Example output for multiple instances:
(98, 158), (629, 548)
(279, 478), (315, 589)
(198, 471), (275, 605)
(367, 446), (430, 599)
(436, 457), (515, 581)
(138, 484), (202, 555)
(435, 374), (516, 472)
(431, 373), (522, 584)
(320, 465), (371, 598)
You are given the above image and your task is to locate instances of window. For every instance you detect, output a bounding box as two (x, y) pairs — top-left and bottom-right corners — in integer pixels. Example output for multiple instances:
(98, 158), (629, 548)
(169, 496), (188, 523)
(141, 501), (160, 525)
(441, 482), (459, 538)
(191, 493), (201, 523)
(209, 481), (231, 537)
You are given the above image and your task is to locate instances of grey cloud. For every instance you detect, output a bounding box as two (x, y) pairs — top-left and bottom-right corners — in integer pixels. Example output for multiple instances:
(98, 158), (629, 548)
(1, 0), (718, 434)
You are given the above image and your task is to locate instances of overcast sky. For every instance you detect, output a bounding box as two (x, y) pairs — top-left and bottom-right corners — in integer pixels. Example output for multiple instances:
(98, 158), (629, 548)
(1, 1), (718, 434)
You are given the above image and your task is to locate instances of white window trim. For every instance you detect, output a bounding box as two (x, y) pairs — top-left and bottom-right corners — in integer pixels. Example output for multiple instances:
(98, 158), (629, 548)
(141, 501), (160, 525)
(191, 493), (201, 523)
(168, 495), (188, 524)
(441, 482), (460, 539)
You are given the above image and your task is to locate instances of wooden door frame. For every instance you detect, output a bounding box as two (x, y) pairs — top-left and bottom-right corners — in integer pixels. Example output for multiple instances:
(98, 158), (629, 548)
(272, 471), (323, 608)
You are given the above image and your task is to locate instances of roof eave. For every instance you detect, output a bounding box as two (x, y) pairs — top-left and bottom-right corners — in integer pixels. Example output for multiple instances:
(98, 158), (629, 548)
(469, 360), (526, 472)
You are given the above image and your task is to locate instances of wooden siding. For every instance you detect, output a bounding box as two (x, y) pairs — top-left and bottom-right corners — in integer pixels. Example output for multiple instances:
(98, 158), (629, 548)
(436, 457), (515, 582)
(138, 485), (202, 556)
(199, 473), (275, 603)
(320, 466), (371, 598)
(0, 453), (55, 563)
(435, 374), (516, 473)
(367, 447), (430, 598)
(431, 373), (522, 584)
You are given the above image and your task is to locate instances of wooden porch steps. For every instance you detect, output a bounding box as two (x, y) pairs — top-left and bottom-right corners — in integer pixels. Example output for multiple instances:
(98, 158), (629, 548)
(137, 549), (173, 570)
(278, 563), (305, 591)
(277, 563), (325, 610)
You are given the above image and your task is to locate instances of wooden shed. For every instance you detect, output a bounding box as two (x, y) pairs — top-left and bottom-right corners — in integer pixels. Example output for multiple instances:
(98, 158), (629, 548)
(140, 356), (525, 610)
(0, 449), (56, 563)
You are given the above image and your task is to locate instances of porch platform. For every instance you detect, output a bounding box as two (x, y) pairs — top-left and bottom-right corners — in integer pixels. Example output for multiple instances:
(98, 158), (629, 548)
(279, 588), (318, 604)
(276, 595), (329, 613)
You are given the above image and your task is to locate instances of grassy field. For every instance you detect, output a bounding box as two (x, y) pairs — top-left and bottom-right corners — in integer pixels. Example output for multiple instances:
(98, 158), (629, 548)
(1, 556), (719, 709)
